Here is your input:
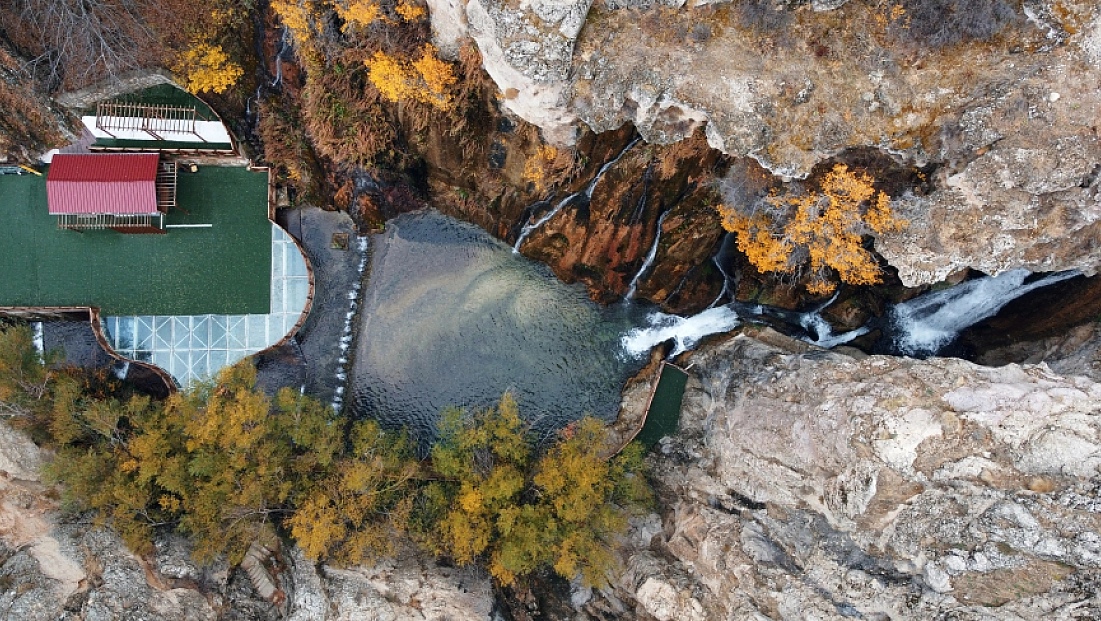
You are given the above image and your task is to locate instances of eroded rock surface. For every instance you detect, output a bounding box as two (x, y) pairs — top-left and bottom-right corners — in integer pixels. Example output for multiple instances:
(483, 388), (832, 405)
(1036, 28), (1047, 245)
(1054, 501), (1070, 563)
(432, 0), (1101, 285)
(604, 330), (1101, 620)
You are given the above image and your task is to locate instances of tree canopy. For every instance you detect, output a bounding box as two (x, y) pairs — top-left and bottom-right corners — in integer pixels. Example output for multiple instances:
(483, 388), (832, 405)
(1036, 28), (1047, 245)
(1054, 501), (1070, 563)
(717, 164), (907, 295)
(422, 395), (651, 587)
(1, 323), (652, 586)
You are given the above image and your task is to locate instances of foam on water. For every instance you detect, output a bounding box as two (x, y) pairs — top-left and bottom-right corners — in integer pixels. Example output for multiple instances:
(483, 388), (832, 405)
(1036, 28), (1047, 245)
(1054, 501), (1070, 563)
(621, 305), (742, 358)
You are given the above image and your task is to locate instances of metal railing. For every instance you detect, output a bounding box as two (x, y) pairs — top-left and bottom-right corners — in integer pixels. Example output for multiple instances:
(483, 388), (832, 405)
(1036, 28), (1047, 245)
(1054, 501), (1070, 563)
(95, 101), (206, 142)
(57, 213), (165, 231)
(156, 160), (177, 212)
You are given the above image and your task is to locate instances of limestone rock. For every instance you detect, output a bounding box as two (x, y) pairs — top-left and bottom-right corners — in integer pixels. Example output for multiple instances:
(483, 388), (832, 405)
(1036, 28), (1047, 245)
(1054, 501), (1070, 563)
(607, 332), (1101, 619)
(430, 0), (1101, 283)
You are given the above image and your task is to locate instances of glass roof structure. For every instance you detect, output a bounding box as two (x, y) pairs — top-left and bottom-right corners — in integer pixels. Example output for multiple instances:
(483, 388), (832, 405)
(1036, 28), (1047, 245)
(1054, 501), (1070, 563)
(101, 225), (309, 387)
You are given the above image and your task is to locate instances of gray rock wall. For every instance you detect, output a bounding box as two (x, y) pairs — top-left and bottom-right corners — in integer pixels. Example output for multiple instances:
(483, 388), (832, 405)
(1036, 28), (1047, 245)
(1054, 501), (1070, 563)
(605, 331), (1101, 620)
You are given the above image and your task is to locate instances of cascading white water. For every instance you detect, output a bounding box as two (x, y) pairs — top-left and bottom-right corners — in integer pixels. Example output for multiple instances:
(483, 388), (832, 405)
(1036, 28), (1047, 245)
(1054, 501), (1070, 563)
(620, 305), (742, 358)
(512, 192), (579, 252)
(625, 210), (669, 300)
(798, 312), (869, 349)
(31, 321), (44, 357)
(513, 137), (641, 253)
(890, 268), (1081, 356)
(331, 235), (369, 412)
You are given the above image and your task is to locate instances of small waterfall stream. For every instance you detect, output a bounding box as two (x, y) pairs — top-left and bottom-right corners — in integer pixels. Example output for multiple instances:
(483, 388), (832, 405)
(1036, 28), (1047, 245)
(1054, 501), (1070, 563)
(512, 192), (579, 252)
(513, 138), (641, 253)
(622, 267), (1081, 361)
(625, 209), (669, 300)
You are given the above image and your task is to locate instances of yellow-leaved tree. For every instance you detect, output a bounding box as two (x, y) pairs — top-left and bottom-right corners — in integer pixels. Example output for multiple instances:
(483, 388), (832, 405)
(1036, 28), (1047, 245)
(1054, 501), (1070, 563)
(365, 45), (457, 110)
(420, 394), (651, 587)
(717, 164), (906, 295)
(177, 42), (244, 94)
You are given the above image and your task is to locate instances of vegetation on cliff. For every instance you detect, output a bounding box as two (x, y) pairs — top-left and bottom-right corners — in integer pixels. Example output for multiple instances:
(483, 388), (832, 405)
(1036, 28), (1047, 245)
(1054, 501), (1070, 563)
(0, 323), (650, 586)
(718, 164), (907, 295)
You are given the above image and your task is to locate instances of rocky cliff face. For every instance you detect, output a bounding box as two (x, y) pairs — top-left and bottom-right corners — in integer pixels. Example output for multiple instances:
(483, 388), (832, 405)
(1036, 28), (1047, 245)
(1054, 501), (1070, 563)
(0, 422), (494, 621)
(430, 0), (1101, 286)
(599, 329), (1101, 620)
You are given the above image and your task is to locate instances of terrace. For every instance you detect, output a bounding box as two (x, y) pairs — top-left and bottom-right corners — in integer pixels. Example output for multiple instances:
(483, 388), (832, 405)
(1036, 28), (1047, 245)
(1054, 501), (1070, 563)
(0, 165), (271, 316)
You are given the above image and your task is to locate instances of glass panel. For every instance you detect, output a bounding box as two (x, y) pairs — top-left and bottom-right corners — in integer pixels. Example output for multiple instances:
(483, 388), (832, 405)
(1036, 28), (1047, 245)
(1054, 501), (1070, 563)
(155, 317), (173, 350)
(208, 349), (229, 370)
(116, 317), (135, 352)
(272, 241), (285, 279)
(104, 317), (118, 346)
(287, 279), (309, 313)
(271, 279), (284, 314)
(227, 349), (247, 366)
(173, 318), (190, 348)
(192, 351), (209, 381)
(209, 316), (227, 349)
(191, 317), (210, 349)
(247, 315), (267, 349)
(286, 248), (307, 277)
(227, 317), (247, 349)
(136, 317), (154, 351)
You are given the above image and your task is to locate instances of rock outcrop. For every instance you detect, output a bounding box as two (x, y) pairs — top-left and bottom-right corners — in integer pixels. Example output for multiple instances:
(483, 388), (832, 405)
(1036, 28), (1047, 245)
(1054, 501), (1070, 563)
(430, 0), (1101, 285)
(604, 330), (1101, 619)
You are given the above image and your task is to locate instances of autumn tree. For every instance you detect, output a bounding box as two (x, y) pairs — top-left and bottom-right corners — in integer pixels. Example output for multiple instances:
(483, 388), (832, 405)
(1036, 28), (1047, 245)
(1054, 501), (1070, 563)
(34, 357), (415, 565)
(4, 324), (652, 582)
(365, 45), (457, 110)
(420, 395), (651, 587)
(717, 164), (906, 295)
(288, 414), (419, 565)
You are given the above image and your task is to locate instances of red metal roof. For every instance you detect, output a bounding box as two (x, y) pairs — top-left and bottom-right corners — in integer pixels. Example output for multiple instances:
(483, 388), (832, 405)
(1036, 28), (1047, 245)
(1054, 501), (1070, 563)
(47, 153), (160, 215)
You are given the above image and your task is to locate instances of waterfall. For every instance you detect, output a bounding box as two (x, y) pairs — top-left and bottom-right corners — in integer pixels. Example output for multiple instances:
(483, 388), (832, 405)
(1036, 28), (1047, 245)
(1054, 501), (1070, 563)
(708, 234), (736, 308)
(798, 312), (869, 349)
(513, 137), (641, 253)
(621, 305), (741, 358)
(271, 27), (289, 87)
(889, 268), (1081, 356)
(31, 322), (44, 362)
(625, 210), (670, 300)
(512, 192), (579, 252)
(586, 137), (641, 200)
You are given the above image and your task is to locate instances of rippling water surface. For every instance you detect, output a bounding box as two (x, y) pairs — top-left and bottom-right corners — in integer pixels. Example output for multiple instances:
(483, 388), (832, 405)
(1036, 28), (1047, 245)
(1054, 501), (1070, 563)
(350, 211), (650, 448)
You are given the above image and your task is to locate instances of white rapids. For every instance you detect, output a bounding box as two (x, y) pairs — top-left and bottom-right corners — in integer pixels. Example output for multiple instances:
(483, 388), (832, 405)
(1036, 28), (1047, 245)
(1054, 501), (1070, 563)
(889, 268), (1080, 356)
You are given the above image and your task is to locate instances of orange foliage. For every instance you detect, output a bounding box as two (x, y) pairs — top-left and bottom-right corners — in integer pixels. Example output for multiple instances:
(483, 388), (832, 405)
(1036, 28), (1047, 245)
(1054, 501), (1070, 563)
(365, 45), (457, 110)
(176, 43), (243, 94)
(718, 164), (907, 295)
(395, 0), (426, 21)
(333, 0), (382, 31)
(523, 145), (559, 194)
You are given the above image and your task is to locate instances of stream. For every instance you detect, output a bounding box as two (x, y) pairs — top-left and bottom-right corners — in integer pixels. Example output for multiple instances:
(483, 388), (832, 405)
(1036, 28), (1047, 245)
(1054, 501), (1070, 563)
(350, 212), (1080, 448)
